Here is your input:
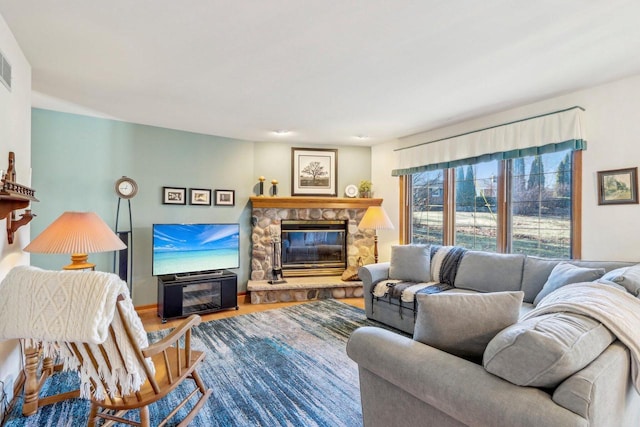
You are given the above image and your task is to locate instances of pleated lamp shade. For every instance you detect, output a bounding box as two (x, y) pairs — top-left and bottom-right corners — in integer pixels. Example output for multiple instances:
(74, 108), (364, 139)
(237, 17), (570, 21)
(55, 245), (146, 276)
(24, 211), (126, 270)
(358, 206), (394, 231)
(358, 206), (394, 264)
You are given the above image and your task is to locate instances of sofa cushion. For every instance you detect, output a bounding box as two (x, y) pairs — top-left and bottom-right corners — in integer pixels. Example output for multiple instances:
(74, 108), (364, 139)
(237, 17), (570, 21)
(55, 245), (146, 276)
(413, 291), (523, 359)
(601, 264), (640, 297)
(521, 256), (563, 303)
(533, 263), (605, 305)
(454, 251), (525, 293)
(388, 244), (431, 283)
(522, 258), (635, 304)
(484, 312), (616, 388)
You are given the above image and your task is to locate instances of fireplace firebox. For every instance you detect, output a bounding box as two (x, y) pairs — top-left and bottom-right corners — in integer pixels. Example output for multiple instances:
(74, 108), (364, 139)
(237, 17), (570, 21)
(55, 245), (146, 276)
(281, 220), (347, 277)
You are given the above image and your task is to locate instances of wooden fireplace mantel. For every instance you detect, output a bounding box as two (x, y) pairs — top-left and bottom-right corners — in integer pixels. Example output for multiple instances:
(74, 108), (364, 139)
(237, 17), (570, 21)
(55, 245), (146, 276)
(249, 196), (382, 209)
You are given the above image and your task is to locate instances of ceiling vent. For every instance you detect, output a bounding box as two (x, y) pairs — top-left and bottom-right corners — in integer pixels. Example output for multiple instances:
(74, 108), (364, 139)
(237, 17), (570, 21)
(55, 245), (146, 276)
(0, 50), (11, 91)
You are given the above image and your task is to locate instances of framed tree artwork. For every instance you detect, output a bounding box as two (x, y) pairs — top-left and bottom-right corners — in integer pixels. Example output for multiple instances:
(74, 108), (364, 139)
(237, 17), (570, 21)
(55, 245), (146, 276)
(291, 147), (338, 196)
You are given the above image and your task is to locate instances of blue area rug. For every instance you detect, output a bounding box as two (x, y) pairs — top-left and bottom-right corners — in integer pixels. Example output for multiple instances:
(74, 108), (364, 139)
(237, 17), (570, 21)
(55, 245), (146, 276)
(3, 299), (384, 426)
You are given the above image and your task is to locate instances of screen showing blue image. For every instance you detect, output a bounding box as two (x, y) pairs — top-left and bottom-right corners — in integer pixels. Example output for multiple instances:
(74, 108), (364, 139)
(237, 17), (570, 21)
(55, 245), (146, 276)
(152, 223), (240, 276)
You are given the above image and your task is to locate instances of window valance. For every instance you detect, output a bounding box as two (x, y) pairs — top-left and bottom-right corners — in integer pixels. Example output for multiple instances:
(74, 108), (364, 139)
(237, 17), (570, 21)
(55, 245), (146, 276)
(392, 107), (586, 176)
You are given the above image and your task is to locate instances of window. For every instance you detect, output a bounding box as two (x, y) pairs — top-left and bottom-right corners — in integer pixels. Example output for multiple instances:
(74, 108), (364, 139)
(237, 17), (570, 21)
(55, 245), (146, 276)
(406, 149), (580, 258)
(509, 151), (572, 258)
(411, 170), (445, 245)
(454, 161), (499, 252)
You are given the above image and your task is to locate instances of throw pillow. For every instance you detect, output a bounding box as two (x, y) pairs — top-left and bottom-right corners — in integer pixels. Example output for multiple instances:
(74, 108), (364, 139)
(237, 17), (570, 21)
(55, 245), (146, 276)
(341, 266), (359, 281)
(413, 291), (523, 359)
(388, 244), (430, 283)
(483, 312), (615, 388)
(601, 264), (640, 297)
(341, 257), (363, 282)
(596, 278), (628, 293)
(533, 263), (605, 305)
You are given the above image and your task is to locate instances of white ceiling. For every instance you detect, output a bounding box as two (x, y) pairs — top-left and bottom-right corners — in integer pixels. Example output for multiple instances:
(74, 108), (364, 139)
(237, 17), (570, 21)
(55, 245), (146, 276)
(2, 0), (640, 146)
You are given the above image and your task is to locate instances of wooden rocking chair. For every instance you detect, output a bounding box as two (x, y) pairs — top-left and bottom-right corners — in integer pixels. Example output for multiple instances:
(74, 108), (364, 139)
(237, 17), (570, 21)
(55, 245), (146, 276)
(68, 295), (213, 427)
(0, 266), (211, 426)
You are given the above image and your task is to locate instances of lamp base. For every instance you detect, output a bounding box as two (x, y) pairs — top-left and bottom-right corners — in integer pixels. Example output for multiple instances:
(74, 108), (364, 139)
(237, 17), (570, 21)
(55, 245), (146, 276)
(373, 234), (379, 264)
(63, 254), (96, 271)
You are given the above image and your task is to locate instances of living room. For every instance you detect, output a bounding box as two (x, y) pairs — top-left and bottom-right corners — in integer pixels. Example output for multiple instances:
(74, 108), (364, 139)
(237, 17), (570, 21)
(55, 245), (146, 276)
(2, 1), (640, 426)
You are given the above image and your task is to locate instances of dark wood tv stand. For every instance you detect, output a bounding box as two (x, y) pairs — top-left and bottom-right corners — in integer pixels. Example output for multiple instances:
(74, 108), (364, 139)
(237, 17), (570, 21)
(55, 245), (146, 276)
(157, 270), (238, 323)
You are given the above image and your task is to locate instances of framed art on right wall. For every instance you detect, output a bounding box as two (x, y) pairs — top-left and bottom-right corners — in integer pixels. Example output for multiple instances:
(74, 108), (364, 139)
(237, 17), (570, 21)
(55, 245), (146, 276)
(597, 167), (638, 205)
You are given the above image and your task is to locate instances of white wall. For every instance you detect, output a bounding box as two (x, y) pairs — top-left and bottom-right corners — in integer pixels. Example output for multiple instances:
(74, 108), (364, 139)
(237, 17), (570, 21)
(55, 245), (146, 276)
(371, 140), (400, 262)
(373, 73), (640, 262)
(0, 12), (31, 420)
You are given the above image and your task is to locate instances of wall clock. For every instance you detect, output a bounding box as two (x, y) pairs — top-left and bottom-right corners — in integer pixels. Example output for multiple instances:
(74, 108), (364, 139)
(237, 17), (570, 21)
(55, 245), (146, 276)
(115, 176), (138, 199)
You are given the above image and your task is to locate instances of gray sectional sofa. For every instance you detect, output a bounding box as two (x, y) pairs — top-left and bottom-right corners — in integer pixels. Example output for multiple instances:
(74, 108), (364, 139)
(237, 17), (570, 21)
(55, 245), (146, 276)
(347, 247), (640, 427)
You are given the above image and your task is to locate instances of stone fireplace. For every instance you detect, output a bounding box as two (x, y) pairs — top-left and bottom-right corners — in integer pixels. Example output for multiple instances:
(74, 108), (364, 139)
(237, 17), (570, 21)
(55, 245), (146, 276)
(249, 197), (382, 281)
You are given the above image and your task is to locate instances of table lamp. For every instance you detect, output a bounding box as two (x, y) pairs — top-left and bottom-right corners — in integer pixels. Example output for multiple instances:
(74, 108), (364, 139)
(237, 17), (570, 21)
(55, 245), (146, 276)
(358, 206), (394, 263)
(24, 211), (126, 270)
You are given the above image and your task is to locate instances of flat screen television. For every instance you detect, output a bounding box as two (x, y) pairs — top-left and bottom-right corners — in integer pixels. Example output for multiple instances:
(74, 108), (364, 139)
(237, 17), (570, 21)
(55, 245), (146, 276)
(152, 223), (240, 276)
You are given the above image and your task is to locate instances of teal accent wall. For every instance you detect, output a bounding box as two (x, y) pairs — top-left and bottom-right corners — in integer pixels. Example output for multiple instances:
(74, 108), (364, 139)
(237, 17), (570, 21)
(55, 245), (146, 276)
(31, 108), (371, 306)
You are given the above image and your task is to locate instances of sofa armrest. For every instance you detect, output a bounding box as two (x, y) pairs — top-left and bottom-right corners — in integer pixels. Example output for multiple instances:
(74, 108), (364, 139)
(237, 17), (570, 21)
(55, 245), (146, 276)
(347, 327), (586, 427)
(358, 262), (390, 294)
(553, 342), (640, 426)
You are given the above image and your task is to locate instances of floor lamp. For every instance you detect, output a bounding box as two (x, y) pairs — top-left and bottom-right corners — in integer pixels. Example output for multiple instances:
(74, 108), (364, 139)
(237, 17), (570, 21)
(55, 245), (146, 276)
(24, 211), (126, 270)
(358, 206), (394, 263)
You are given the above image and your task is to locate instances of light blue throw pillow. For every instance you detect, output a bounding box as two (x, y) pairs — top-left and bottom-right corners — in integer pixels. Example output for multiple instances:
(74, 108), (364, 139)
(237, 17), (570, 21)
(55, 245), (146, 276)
(533, 262), (605, 305)
(388, 244), (430, 283)
(601, 264), (640, 297)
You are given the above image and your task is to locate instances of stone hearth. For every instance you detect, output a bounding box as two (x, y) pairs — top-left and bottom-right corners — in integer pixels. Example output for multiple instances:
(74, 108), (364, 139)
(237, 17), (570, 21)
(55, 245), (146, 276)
(247, 276), (364, 304)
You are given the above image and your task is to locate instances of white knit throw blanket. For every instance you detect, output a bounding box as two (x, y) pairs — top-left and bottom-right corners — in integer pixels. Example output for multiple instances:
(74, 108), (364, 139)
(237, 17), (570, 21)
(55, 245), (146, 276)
(522, 282), (640, 393)
(0, 266), (152, 400)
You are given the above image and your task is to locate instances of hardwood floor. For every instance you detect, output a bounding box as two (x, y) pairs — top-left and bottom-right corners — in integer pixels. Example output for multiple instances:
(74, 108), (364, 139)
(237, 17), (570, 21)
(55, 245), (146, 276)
(139, 296), (365, 332)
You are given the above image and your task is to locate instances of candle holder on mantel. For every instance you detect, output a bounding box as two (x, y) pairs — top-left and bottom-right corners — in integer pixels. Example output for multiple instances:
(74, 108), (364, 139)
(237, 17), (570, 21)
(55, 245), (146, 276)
(257, 176), (266, 197)
(271, 179), (279, 197)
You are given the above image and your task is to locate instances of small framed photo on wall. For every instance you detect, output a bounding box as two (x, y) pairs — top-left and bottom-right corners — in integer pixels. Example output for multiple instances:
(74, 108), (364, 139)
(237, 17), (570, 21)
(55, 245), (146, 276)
(189, 188), (212, 206)
(597, 167), (638, 205)
(215, 189), (235, 206)
(162, 187), (186, 205)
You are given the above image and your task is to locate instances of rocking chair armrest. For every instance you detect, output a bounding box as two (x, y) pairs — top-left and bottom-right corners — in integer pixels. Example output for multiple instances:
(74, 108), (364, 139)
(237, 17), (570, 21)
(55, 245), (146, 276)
(142, 314), (202, 357)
